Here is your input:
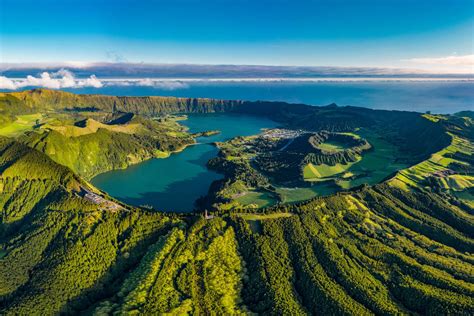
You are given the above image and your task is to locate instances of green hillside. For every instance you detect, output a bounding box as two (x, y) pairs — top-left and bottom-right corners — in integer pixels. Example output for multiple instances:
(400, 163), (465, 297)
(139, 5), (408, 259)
(19, 115), (194, 179)
(0, 90), (472, 315)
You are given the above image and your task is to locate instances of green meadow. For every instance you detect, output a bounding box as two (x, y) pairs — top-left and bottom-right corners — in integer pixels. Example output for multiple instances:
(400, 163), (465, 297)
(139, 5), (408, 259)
(234, 191), (276, 208)
(342, 128), (410, 187)
(0, 114), (43, 137)
(276, 185), (336, 203)
(302, 128), (409, 189)
(303, 161), (357, 180)
(316, 139), (349, 152)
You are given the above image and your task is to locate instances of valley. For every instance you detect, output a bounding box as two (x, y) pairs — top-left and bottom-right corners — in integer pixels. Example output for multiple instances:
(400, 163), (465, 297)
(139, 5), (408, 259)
(0, 89), (472, 315)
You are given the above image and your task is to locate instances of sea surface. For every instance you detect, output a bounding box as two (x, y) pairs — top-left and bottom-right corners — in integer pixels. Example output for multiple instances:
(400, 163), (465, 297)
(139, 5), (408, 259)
(91, 114), (278, 212)
(63, 80), (473, 114)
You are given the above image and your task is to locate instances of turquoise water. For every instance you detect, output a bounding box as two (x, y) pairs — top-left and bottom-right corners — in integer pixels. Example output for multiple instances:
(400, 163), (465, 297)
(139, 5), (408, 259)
(91, 114), (278, 212)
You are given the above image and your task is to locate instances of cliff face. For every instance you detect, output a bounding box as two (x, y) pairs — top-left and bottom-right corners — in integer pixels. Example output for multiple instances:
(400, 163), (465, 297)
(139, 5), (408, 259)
(0, 89), (242, 115)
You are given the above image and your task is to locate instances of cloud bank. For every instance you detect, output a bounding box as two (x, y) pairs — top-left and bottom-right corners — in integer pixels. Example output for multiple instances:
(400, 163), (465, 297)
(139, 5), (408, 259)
(109, 78), (190, 90)
(0, 70), (191, 90)
(0, 69), (103, 90)
(1, 68), (472, 91)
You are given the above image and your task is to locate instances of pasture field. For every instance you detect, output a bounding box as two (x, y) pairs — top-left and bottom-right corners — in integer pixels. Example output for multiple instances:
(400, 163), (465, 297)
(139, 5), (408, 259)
(45, 118), (142, 137)
(301, 128), (410, 191)
(234, 191), (275, 208)
(316, 139), (349, 152)
(332, 128), (409, 188)
(0, 113), (43, 137)
(303, 161), (356, 180)
(434, 175), (474, 191)
(276, 185), (336, 203)
(345, 128), (409, 184)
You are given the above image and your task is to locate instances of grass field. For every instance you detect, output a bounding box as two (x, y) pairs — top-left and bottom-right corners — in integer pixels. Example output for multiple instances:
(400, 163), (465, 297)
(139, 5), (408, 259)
(154, 150), (171, 158)
(303, 161), (357, 180)
(234, 191), (275, 208)
(316, 139), (349, 152)
(335, 179), (352, 189)
(342, 128), (409, 187)
(434, 175), (474, 191)
(0, 114), (43, 137)
(302, 128), (410, 190)
(45, 119), (142, 137)
(276, 185), (337, 203)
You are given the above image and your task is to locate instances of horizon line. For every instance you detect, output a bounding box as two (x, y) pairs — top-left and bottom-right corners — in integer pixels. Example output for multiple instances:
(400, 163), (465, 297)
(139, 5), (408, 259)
(1, 61), (473, 75)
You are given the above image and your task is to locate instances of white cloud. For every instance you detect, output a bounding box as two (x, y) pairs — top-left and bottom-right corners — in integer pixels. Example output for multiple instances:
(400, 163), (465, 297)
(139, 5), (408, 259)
(0, 76), (17, 90)
(136, 78), (156, 87)
(24, 72), (61, 89)
(0, 72), (189, 90)
(0, 70), (103, 90)
(99, 78), (189, 89)
(79, 75), (103, 88)
(2, 72), (471, 91)
(135, 79), (189, 90)
(403, 54), (474, 66)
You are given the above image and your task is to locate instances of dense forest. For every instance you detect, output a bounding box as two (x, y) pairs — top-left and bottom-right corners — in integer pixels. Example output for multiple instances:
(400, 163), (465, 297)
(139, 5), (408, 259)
(0, 89), (472, 315)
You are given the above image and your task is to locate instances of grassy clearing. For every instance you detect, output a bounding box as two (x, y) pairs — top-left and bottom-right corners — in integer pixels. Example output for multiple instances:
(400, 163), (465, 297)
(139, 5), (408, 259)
(335, 179), (352, 189)
(316, 139), (349, 152)
(422, 114), (447, 123)
(154, 150), (171, 158)
(337, 131), (362, 139)
(303, 128), (410, 190)
(303, 161), (356, 180)
(45, 119), (142, 137)
(434, 175), (474, 191)
(344, 128), (409, 187)
(342, 172), (355, 178)
(234, 191), (275, 208)
(276, 185), (336, 203)
(0, 114), (43, 137)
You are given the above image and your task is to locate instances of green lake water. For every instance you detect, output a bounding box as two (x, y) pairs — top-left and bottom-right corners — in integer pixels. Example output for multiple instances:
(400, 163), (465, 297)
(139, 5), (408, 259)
(91, 113), (278, 212)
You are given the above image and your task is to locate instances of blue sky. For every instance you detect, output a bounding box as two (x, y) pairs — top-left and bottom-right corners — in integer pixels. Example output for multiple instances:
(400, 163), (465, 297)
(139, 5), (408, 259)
(0, 0), (473, 72)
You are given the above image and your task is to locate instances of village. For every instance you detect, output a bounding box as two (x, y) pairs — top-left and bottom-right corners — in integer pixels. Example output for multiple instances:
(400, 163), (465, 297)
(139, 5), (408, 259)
(80, 188), (124, 212)
(261, 128), (307, 140)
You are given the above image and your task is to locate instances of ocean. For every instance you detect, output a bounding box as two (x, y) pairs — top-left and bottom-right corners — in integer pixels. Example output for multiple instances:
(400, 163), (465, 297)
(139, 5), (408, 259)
(59, 80), (473, 114)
